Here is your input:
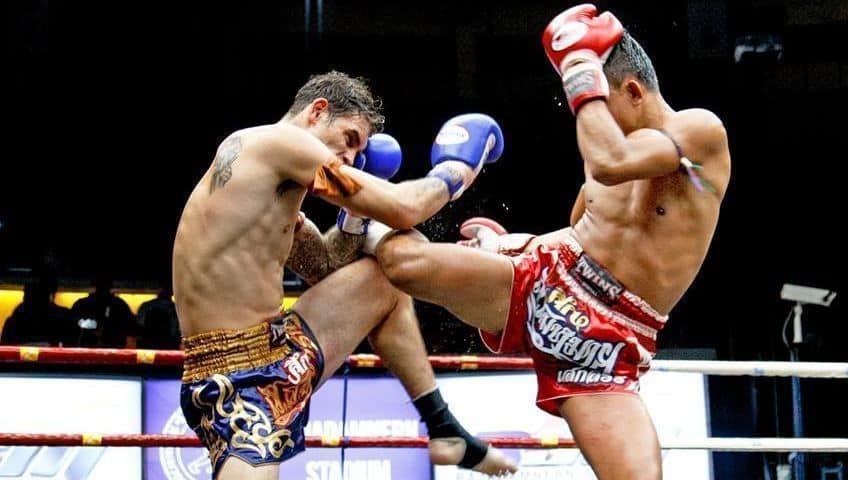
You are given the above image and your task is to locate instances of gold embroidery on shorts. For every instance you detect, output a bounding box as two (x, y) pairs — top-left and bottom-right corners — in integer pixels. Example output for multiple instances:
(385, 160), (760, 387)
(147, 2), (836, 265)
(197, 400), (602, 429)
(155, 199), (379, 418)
(197, 416), (227, 469)
(256, 316), (321, 427)
(192, 375), (295, 460)
(256, 379), (312, 428)
(181, 322), (287, 383)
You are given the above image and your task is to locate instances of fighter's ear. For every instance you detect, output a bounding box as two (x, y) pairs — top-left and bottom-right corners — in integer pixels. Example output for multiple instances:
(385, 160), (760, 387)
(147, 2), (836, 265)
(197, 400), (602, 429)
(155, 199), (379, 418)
(307, 98), (329, 125)
(624, 78), (645, 104)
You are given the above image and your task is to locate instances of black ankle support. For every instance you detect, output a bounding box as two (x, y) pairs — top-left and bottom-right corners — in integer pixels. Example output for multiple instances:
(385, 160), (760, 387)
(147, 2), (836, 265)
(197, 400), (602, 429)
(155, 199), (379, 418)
(412, 389), (488, 469)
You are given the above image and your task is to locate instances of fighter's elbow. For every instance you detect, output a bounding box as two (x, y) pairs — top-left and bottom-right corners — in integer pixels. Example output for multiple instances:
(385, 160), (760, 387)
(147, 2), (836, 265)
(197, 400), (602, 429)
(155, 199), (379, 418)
(393, 209), (421, 231)
(377, 202), (419, 231)
(589, 162), (624, 186)
(396, 197), (431, 229)
(587, 147), (628, 186)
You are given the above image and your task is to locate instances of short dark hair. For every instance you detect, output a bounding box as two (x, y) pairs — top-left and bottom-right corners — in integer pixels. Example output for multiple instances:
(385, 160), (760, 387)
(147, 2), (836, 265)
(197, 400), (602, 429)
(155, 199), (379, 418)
(287, 71), (385, 134)
(604, 32), (659, 91)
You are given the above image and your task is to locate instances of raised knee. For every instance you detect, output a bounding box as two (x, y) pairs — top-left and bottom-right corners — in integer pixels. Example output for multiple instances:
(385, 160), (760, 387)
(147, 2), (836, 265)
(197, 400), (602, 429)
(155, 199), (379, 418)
(375, 234), (428, 290)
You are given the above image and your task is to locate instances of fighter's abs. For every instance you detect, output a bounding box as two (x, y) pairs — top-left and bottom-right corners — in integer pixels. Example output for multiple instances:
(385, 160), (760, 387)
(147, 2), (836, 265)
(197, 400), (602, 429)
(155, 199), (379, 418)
(574, 182), (716, 313)
(174, 166), (307, 334)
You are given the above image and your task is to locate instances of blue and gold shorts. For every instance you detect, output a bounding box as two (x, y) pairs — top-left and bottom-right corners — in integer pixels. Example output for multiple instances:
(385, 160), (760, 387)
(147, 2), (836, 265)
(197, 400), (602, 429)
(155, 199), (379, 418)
(180, 311), (324, 478)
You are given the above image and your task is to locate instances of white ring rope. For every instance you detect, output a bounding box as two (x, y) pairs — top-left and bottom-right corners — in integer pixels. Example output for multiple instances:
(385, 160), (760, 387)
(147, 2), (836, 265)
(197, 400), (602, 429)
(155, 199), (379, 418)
(652, 360), (848, 378)
(661, 438), (848, 452)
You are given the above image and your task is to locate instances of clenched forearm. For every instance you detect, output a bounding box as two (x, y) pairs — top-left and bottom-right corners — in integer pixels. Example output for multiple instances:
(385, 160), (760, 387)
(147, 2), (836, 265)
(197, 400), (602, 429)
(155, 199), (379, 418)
(332, 172), (450, 230)
(576, 102), (682, 185)
(388, 177), (452, 229)
(576, 102), (629, 180)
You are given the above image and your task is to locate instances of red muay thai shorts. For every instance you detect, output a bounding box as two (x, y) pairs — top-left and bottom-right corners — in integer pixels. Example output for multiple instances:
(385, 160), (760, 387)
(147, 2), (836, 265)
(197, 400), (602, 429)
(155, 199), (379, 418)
(480, 232), (668, 416)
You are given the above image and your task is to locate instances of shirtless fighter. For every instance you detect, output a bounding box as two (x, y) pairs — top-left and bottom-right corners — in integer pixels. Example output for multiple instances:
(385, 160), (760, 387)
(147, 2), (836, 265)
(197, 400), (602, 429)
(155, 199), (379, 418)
(173, 71), (515, 479)
(364, 6), (731, 479)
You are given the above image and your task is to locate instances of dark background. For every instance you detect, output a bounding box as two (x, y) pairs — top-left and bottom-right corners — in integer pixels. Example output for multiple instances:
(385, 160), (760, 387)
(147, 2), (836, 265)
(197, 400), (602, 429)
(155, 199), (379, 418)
(4, 1), (847, 477)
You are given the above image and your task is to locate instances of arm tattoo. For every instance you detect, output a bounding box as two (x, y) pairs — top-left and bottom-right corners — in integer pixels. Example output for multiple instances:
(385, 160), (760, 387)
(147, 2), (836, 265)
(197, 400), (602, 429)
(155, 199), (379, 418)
(325, 227), (366, 271)
(286, 218), (330, 286)
(418, 176), (451, 197)
(408, 177), (452, 216)
(286, 223), (366, 285)
(210, 136), (242, 193)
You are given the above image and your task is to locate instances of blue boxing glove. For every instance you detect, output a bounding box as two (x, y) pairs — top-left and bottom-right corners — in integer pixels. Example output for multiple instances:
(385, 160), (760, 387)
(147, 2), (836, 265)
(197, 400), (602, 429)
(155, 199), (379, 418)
(426, 114), (504, 201)
(352, 133), (403, 179)
(337, 133), (403, 235)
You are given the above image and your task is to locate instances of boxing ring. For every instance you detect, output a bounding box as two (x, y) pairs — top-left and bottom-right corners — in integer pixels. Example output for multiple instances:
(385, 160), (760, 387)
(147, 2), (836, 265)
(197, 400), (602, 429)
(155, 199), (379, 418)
(1, 346), (846, 479)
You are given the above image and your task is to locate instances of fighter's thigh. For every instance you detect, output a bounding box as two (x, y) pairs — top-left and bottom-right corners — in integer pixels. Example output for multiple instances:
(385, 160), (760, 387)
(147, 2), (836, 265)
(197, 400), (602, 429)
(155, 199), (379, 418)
(376, 233), (514, 332)
(292, 257), (398, 384)
(216, 456), (279, 480)
(559, 394), (662, 480)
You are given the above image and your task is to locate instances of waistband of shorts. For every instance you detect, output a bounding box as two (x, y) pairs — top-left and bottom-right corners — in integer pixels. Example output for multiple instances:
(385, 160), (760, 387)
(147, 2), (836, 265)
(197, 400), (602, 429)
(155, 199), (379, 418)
(555, 231), (668, 334)
(181, 318), (286, 383)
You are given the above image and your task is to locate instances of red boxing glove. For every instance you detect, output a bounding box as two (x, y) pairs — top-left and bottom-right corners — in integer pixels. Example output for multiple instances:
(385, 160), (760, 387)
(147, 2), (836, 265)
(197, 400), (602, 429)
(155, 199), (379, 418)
(458, 217), (535, 257)
(542, 4), (623, 113)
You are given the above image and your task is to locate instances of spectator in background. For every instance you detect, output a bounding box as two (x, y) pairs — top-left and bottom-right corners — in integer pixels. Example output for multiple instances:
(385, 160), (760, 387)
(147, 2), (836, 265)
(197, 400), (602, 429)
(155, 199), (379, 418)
(136, 280), (180, 349)
(1, 275), (72, 346)
(69, 271), (135, 347)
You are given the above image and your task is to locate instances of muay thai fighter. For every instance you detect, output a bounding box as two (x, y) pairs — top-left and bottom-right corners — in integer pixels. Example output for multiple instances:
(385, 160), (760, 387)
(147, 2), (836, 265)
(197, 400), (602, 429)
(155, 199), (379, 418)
(364, 6), (731, 479)
(173, 71), (515, 479)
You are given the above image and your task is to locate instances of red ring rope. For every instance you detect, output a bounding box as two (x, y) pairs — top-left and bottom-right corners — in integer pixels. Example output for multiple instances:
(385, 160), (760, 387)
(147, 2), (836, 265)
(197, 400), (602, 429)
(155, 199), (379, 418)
(0, 346), (185, 366)
(0, 347), (530, 370)
(4, 346), (847, 378)
(0, 433), (574, 449)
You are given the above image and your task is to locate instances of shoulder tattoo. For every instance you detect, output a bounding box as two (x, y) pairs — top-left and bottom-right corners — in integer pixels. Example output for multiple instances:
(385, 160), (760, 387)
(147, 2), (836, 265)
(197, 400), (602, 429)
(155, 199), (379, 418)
(210, 136), (242, 193)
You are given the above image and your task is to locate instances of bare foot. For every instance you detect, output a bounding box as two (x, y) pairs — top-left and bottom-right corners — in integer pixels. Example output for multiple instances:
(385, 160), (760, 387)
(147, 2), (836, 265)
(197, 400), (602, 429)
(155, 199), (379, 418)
(429, 437), (518, 476)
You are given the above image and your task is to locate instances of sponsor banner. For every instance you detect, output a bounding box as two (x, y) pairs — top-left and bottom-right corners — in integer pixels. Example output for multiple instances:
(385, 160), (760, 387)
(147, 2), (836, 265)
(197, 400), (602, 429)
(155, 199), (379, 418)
(0, 369), (709, 480)
(0, 375), (142, 480)
(145, 375), (429, 480)
(434, 371), (711, 480)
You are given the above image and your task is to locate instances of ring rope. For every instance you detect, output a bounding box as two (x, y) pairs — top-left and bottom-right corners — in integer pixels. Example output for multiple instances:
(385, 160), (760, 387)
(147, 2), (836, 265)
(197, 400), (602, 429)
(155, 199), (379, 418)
(0, 433), (846, 452)
(1, 347), (846, 378)
(351, 355), (848, 378)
